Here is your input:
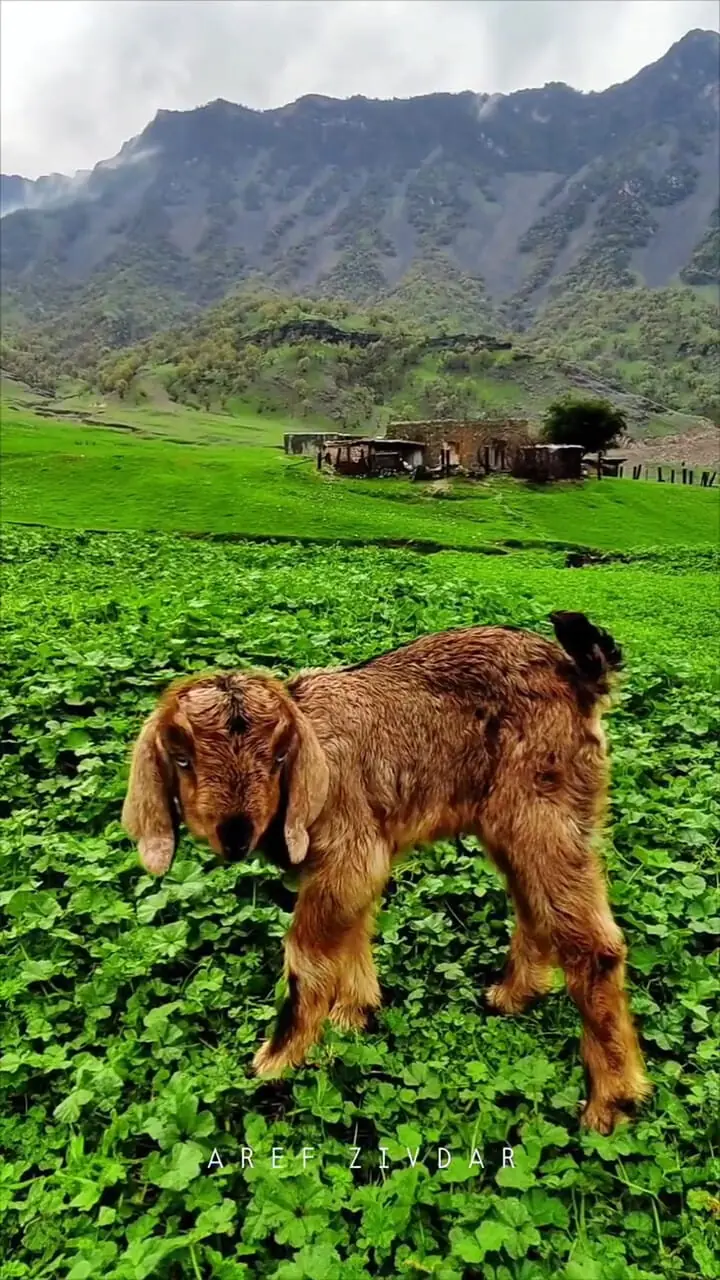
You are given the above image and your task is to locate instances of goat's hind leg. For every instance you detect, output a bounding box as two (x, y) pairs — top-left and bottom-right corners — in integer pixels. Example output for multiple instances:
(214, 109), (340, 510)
(480, 840), (555, 1013)
(328, 902), (381, 1030)
(486, 905), (555, 1014)
(560, 908), (652, 1134)
(485, 803), (650, 1132)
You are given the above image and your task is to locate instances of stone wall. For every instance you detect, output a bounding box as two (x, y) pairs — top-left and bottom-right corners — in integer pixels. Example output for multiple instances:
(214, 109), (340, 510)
(390, 419), (532, 469)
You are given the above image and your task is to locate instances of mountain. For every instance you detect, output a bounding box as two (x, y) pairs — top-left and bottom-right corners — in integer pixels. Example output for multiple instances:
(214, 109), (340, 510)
(1, 29), (718, 360)
(0, 175), (30, 217)
(0, 170), (93, 219)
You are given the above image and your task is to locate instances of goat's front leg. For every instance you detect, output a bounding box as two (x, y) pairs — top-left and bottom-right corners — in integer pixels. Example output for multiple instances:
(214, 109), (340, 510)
(253, 848), (388, 1076)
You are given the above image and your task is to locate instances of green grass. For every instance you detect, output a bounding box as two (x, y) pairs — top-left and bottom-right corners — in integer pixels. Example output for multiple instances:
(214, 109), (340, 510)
(8, 400), (291, 447)
(1, 525), (718, 1278)
(1, 395), (718, 1276)
(472, 376), (526, 406)
(0, 373), (44, 403)
(3, 404), (719, 553)
(394, 355), (534, 415)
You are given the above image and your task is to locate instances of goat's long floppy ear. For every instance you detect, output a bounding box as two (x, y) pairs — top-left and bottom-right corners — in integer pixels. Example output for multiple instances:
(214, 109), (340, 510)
(122, 712), (177, 876)
(283, 707), (329, 865)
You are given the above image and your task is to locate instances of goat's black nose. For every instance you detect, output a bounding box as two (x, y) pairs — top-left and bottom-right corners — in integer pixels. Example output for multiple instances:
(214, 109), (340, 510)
(217, 815), (253, 860)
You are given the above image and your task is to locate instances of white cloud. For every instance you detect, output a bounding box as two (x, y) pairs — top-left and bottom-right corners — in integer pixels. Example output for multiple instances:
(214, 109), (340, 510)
(1, 0), (718, 177)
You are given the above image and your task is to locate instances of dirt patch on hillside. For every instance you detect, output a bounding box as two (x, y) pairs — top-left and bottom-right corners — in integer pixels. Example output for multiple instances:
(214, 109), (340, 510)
(621, 425), (720, 469)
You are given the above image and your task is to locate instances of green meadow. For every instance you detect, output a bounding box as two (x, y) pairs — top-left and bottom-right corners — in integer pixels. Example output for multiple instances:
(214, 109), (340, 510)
(2, 403), (718, 551)
(1, 397), (718, 1279)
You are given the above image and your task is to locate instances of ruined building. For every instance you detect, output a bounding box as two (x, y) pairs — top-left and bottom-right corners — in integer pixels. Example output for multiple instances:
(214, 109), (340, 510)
(390, 418), (533, 473)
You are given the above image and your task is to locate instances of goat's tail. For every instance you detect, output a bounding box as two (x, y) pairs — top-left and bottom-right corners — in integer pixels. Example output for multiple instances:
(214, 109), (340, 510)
(550, 611), (623, 700)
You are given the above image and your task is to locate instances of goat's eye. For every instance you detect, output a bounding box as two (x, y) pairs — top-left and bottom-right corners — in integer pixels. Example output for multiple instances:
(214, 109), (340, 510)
(175, 757), (191, 771)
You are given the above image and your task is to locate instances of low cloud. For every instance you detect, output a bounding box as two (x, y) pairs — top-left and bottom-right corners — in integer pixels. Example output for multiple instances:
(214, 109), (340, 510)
(1, 0), (718, 177)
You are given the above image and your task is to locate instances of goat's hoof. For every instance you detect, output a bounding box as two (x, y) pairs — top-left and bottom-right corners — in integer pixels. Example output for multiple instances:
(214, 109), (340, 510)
(580, 1071), (651, 1133)
(485, 982), (526, 1015)
(580, 1098), (630, 1135)
(328, 1003), (369, 1031)
(252, 1041), (291, 1078)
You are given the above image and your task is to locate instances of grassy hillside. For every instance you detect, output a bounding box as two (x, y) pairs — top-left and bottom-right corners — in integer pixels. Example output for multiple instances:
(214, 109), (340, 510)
(3, 402), (718, 554)
(5, 286), (714, 450)
(530, 285), (720, 419)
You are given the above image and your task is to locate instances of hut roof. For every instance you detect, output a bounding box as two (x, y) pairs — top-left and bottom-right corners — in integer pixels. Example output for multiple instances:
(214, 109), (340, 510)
(325, 438), (425, 449)
(374, 439), (425, 449)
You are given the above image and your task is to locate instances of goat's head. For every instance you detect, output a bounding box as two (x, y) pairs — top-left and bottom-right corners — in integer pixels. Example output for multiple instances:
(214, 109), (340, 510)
(122, 672), (329, 875)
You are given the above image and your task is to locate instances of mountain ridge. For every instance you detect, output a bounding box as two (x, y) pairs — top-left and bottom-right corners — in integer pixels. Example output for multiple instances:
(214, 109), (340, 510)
(1, 27), (718, 381)
(5, 28), (718, 191)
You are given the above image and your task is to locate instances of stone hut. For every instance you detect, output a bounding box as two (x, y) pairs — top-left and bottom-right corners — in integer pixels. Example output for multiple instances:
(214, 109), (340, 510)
(512, 444), (584, 481)
(322, 438), (426, 477)
(390, 418), (533, 473)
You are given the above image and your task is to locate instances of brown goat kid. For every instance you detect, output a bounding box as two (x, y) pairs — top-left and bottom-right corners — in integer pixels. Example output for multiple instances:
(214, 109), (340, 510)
(122, 612), (651, 1134)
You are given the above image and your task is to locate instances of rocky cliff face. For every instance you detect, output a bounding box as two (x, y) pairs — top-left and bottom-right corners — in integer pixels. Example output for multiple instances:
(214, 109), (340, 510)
(2, 28), (718, 338)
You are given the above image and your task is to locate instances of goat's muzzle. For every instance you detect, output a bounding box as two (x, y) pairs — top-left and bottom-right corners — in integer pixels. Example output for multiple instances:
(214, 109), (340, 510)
(217, 814), (254, 861)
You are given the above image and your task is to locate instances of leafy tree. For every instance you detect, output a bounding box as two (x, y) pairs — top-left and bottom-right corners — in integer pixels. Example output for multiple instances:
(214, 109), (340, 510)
(292, 376), (309, 407)
(423, 375), (475, 420)
(542, 395), (627, 478)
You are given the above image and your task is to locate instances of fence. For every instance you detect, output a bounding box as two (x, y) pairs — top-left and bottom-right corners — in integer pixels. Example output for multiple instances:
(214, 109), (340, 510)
(619, 465), (717, 486)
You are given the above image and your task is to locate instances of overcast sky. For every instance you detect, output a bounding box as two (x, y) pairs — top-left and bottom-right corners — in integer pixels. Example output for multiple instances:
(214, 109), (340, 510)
(2, 0), (718, 178)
